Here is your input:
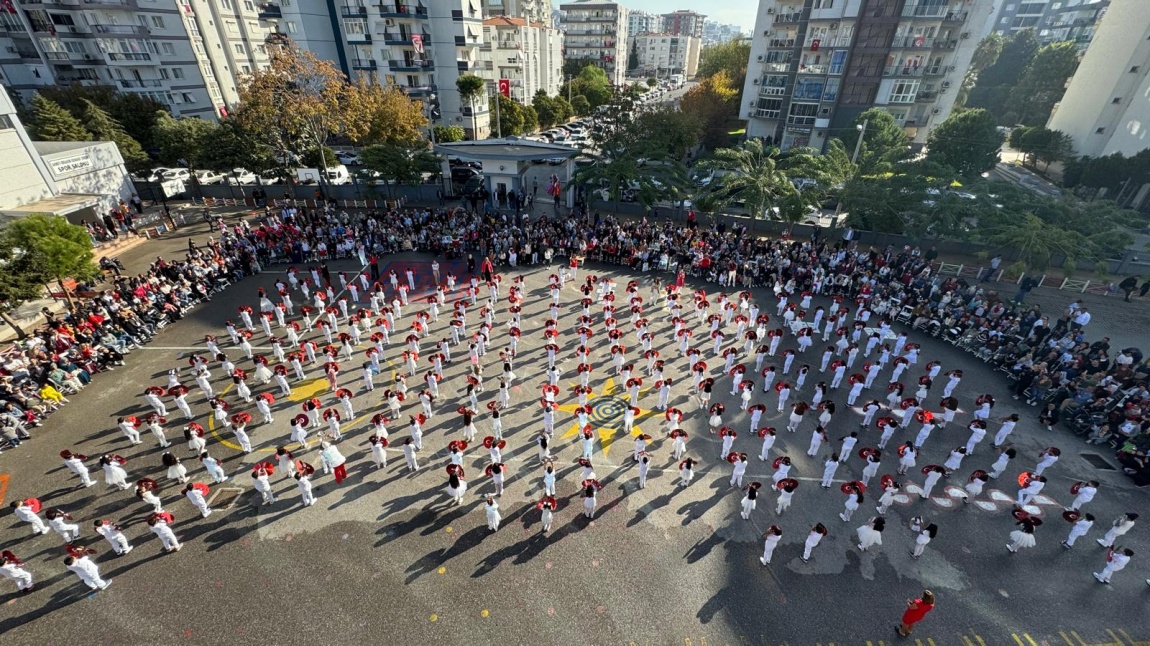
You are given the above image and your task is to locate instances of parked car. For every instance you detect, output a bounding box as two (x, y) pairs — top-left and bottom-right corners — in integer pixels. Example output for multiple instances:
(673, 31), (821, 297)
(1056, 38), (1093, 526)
(335, 151), (361, 165)
(450, 166), (481, 183)
(194, 170), (225, 185)
(162, 168), (191, 181)
(258, 172), (285, 185)
(226, 168), (257, 185)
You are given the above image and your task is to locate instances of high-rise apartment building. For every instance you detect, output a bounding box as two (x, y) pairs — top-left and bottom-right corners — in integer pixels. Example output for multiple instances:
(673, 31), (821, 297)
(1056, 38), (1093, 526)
(1046, 0), (1149, 158)
(256, 0), (343, 66)
(991, 0), (1109, 48)
(629, 32), (700, 78)
(481, 0), (553, 26)
(0, 0), (275, 119)
(702, 20), (747, 45)
(479, 16), (563, 102)
(560, 0), (628, 87)
(662, 9), (705, 39)
(627, 10), (660, 37)
(335, 0), (491, 140)
(740, 0), (994, 151)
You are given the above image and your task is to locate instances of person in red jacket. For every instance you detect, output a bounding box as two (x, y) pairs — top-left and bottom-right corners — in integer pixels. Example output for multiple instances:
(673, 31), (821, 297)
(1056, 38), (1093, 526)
(897, 590), (936, 637)
(481, 256), (494, 283)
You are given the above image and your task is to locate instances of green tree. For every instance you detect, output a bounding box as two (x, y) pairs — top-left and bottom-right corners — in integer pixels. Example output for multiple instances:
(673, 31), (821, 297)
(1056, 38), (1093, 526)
(570, 95), (592, 116)
(29, 94), (90, 142)
(1004, 41), (1080, 126)
(533, 91), (573, 130)
(360, 142), (437, 197)
(647, 77), (658, 87)
(627, 40), (640, 72)
(80, 100), (149, 174)
(36, 85), (165, 150)
(455, 73), (487, 140)
(926, 108), (1003, 177)
(348, 80), (429, 146)
(198, 118), (276, 180)
(0, 237), (50, 338)
(300, 146), (340, 168)
(967, 28), (1039, 123)
(680, 70), (739, 149)
(635, 107), (702, 161)
(565, 65), (613, 110)
(697, 139), (800, 220)
(957, 33), (1004, 108)
(838, 108), (911, 175)
(2, 214), (99, 308)
(697, 39), (751, 87)
(989, 213), (1084, 270)
(1011, 126), (1075, 170)
(493, 95), (537, 137)
(433, 125), (466, 143)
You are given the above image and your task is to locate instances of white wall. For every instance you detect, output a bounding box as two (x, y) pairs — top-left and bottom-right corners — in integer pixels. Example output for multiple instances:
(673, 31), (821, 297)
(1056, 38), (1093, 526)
(39, 143), (134, 215)
(0, 129), (55, 210)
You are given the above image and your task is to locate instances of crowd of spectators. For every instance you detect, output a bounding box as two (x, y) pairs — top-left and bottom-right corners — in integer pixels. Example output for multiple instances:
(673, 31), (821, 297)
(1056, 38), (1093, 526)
(3, 201), (1147, 485)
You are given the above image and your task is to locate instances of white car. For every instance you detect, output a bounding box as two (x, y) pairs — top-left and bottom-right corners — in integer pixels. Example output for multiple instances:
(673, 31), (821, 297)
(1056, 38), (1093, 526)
(161, 168), (191, 181)
(194, 170), (225, 185)
(227, 168), (257, 185)
(335, 151), (361, 165)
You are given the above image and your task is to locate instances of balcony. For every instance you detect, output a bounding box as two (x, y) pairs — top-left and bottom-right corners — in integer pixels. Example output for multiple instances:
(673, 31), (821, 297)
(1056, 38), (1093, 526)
(388, 59), (433, 71)
(118, 79), (164, 88)
(915, 90), (938, 102)
(104, 51), (153, 64)
(942, 11), (968, 24)
(44, 51), (73, 61)
(351, 58), (378, 70)
(82, 0), (138, 7)
(924, 65), (946, 76)
(773, 12), (804, 24)
(257, 3), (282, 20)
(341, 4), (367, 17)
(786, 115), (816, 131)
(890, 36), (934, 48)
(382, 30), (428, 45)
(93, 24), (150, 35)
(346, 31), (372, 43)
(767, 38), (795, 48)
(461, 105), (489, 116)
(798, 64), (827, 74)
(754, 108), (781, 119)
(935, 39), (958, 50)
(399, 83), (436, 96)
(762, 62), (790, 72)
(378, 3), (428, 18)
(759, 85), (786, 97)
(457, 59), (492, 71)
(902, 4), (948, 18)
(883, 65), (925, 77)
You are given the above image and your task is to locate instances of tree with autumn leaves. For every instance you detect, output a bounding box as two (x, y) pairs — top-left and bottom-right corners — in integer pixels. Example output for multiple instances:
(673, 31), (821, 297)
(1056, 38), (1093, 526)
(234, 45), (429, 165)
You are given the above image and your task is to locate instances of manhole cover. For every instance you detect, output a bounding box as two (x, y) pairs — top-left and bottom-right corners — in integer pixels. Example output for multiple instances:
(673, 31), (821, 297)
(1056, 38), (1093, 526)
(1080, 452), (1117, 471)
(208, 487), (245, 508)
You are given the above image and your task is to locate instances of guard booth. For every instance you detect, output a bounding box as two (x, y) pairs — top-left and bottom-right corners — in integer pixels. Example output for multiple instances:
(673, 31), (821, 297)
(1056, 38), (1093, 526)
(434, 137), (582, 208)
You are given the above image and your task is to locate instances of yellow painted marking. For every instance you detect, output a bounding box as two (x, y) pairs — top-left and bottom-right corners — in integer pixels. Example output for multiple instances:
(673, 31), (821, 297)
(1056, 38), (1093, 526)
(928, 640), (937, 646)
(1022, 635), (1039, 646)
(1060, 633), (1076, 646)
(1118, 630), (1150, 646)
(1012, 636), (1026, 646)
(429, 614), (437, 622)
(445, 526), (453, 533)
(480, 609), (489, 618)
(963, 638), (975, 646)
(437, 566), (446, 575)
(974, 635), (987, 646)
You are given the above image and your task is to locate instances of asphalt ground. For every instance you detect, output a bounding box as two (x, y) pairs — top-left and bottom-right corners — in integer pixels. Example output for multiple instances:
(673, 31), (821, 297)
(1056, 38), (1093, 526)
(1, 218), (1148, 646)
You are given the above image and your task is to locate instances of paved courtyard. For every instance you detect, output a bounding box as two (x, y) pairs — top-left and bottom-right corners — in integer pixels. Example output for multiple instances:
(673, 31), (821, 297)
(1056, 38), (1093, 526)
(1, 221), (1148, 646)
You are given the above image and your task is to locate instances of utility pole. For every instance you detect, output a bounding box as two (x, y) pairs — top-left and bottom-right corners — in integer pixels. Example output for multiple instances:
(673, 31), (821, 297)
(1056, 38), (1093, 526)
(832, 119), (867, 228)
(494, 88), (502, 138)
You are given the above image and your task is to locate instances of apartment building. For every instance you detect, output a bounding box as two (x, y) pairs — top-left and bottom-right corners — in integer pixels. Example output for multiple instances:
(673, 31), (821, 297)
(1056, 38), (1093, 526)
(560, 0), (628, 87)
(702, 20), (747, 45)
(0, 0), (274, 119)
(255, 0), (343, 66)
(480, 0), (553, 26)
(740, 0), (994, 152)
(336, 0), (491, 139)
(630, 32), (700, 78)
(479, 16), (562, 102)
(992, 0), (1108, 44)
(627, 10), (660, 37)
(1046, 0), (1150, 157)
(662, 9), (705, 39)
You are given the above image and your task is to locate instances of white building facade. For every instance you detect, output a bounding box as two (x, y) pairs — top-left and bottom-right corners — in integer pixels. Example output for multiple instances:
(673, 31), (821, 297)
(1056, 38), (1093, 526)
(1046, 0), (1150, 158)
(629, 32), (700, 78)
(560, 0), (628, 87)
(480, 16), (563, 103)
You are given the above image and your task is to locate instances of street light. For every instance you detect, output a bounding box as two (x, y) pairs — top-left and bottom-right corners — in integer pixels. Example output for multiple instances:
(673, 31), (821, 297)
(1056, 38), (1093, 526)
(833, 119), (868, 228)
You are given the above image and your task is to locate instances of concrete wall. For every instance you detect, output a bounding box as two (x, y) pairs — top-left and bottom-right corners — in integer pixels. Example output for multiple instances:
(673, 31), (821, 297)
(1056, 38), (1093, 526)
(40, 142), (134, 215)
(0, 88), (56, 211)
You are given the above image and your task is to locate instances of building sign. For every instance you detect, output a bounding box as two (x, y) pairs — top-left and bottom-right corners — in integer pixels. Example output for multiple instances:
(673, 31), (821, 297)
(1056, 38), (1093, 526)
(48, 153), (93, 178)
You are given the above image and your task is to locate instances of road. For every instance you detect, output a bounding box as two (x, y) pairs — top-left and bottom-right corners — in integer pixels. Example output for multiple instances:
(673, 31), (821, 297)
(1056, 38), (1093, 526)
(1, 217), (1148, 645)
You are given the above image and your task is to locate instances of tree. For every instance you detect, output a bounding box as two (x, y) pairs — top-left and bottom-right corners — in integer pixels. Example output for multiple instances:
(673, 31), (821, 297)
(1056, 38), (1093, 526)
(533, 91), (573, 130)
(562, 59), (589, 78)
(570, 95), (592, 117)
(2, 214), (98, 308)
(80, 100), (149, 174)
(37, 86), (165, 150)
(236, 46), (371, 173)
(627, 40), (640, 72)
(360, 142), (438, 197)
(349, 80), (429, 146)
(967, 29), (1039, 123)
(680, 70), (739, 149)
(956, 34), (1004, 109)
(565, 66), (613, 110)
(197, 119), (276, 179)
(1011, 126), (1075, 170)
(455, 73), (486, 140)
(433, 125), (466, 143)
(301, 146), (340, 169)
(697, 139), (800, 220)
(634, 107), (702, 161)
(492, 95), (537, 137)
(989, 213), (1085, 270)
(646, 77), (658, 87)
(926, 108), (1003, 177)
(838, 108), (911, 175)
(697, 39), (751, 87)
(1004, 41), (1080, 126)
(151, 111), (216, 167)
(29, 94), (90, 142)
(0, 237), (50, 338)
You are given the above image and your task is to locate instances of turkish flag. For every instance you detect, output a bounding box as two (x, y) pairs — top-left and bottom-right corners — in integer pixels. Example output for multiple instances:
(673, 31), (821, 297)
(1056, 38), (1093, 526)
(498, 79), (510, 98)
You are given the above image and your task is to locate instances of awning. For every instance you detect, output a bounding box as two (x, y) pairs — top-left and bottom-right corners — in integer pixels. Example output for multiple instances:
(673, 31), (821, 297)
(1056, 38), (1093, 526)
(0, 192), (103, 219)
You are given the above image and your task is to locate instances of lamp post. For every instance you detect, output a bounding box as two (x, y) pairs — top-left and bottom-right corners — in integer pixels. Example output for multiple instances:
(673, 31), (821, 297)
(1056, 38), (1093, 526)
(832, 119), (867, 229)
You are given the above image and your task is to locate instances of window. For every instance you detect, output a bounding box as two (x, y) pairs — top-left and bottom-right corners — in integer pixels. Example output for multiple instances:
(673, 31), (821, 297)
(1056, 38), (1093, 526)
(181, 92), (195, 103)
(221, 0), (232, 8)
(1095, 127), (1105, 134)
(1005, 4), (1015, 10)
(173, 67), (184, 79)
(244, 0), (254, 9)
(793, 77), (825, 100)
(889, 79), (919, 103)
(286, 21), (298, 34)
(234, 43), (246, 54)
(151, 16), (164, 28)
(822, 77), (840, 101)
(1112, 97), (1122, 104)
(829, 50), (847, 74)
(161, 42), (175, 55)
(0, 114), (14, 130)
(226, 20), (238, 34)
(1130, 66), (1140, 73)
(63, 41), (87, 53)
(813, 0), (834, 7)
(194, 41), (205, 53)
(241, 65), (250, 73)
(159, 68), (169, 79)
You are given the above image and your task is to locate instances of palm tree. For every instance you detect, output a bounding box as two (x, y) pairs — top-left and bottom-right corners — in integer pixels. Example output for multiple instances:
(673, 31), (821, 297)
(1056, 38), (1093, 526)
(989, 213), (1084, 271)
(455, 74), (486, 140)
(697, 139), (799, 221)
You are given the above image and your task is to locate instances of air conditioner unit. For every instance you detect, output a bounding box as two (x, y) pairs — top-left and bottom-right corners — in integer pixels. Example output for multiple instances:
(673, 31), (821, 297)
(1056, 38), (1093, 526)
(941, 80), (950, 88)
(764, 30), (771, 36)
(753, 78), (760, 84)
(757, 54), (764, 61)
(385, 19), (394, 25)
(939, 87), (947, 93)
(932, 108), (941, 115)
(947, 65), (956, 72)
(960, 31), (970, 39)
(830, 22), (839, 29)
(766, 7), (774, 14)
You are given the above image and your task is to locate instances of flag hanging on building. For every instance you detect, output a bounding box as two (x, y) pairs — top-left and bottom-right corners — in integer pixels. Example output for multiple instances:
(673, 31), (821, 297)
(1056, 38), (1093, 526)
(498, 79), (511, 98)
(411, 34), (424, 54)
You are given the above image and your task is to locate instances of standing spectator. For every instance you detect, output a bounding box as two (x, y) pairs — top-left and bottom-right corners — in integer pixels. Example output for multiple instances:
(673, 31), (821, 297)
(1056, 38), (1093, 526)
(897, 590), (936, 637)
(1119, 275), (1139, 302)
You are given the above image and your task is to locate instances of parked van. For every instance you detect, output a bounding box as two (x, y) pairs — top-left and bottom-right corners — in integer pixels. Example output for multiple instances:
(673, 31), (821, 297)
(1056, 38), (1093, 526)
(295, 164), (351, 186)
